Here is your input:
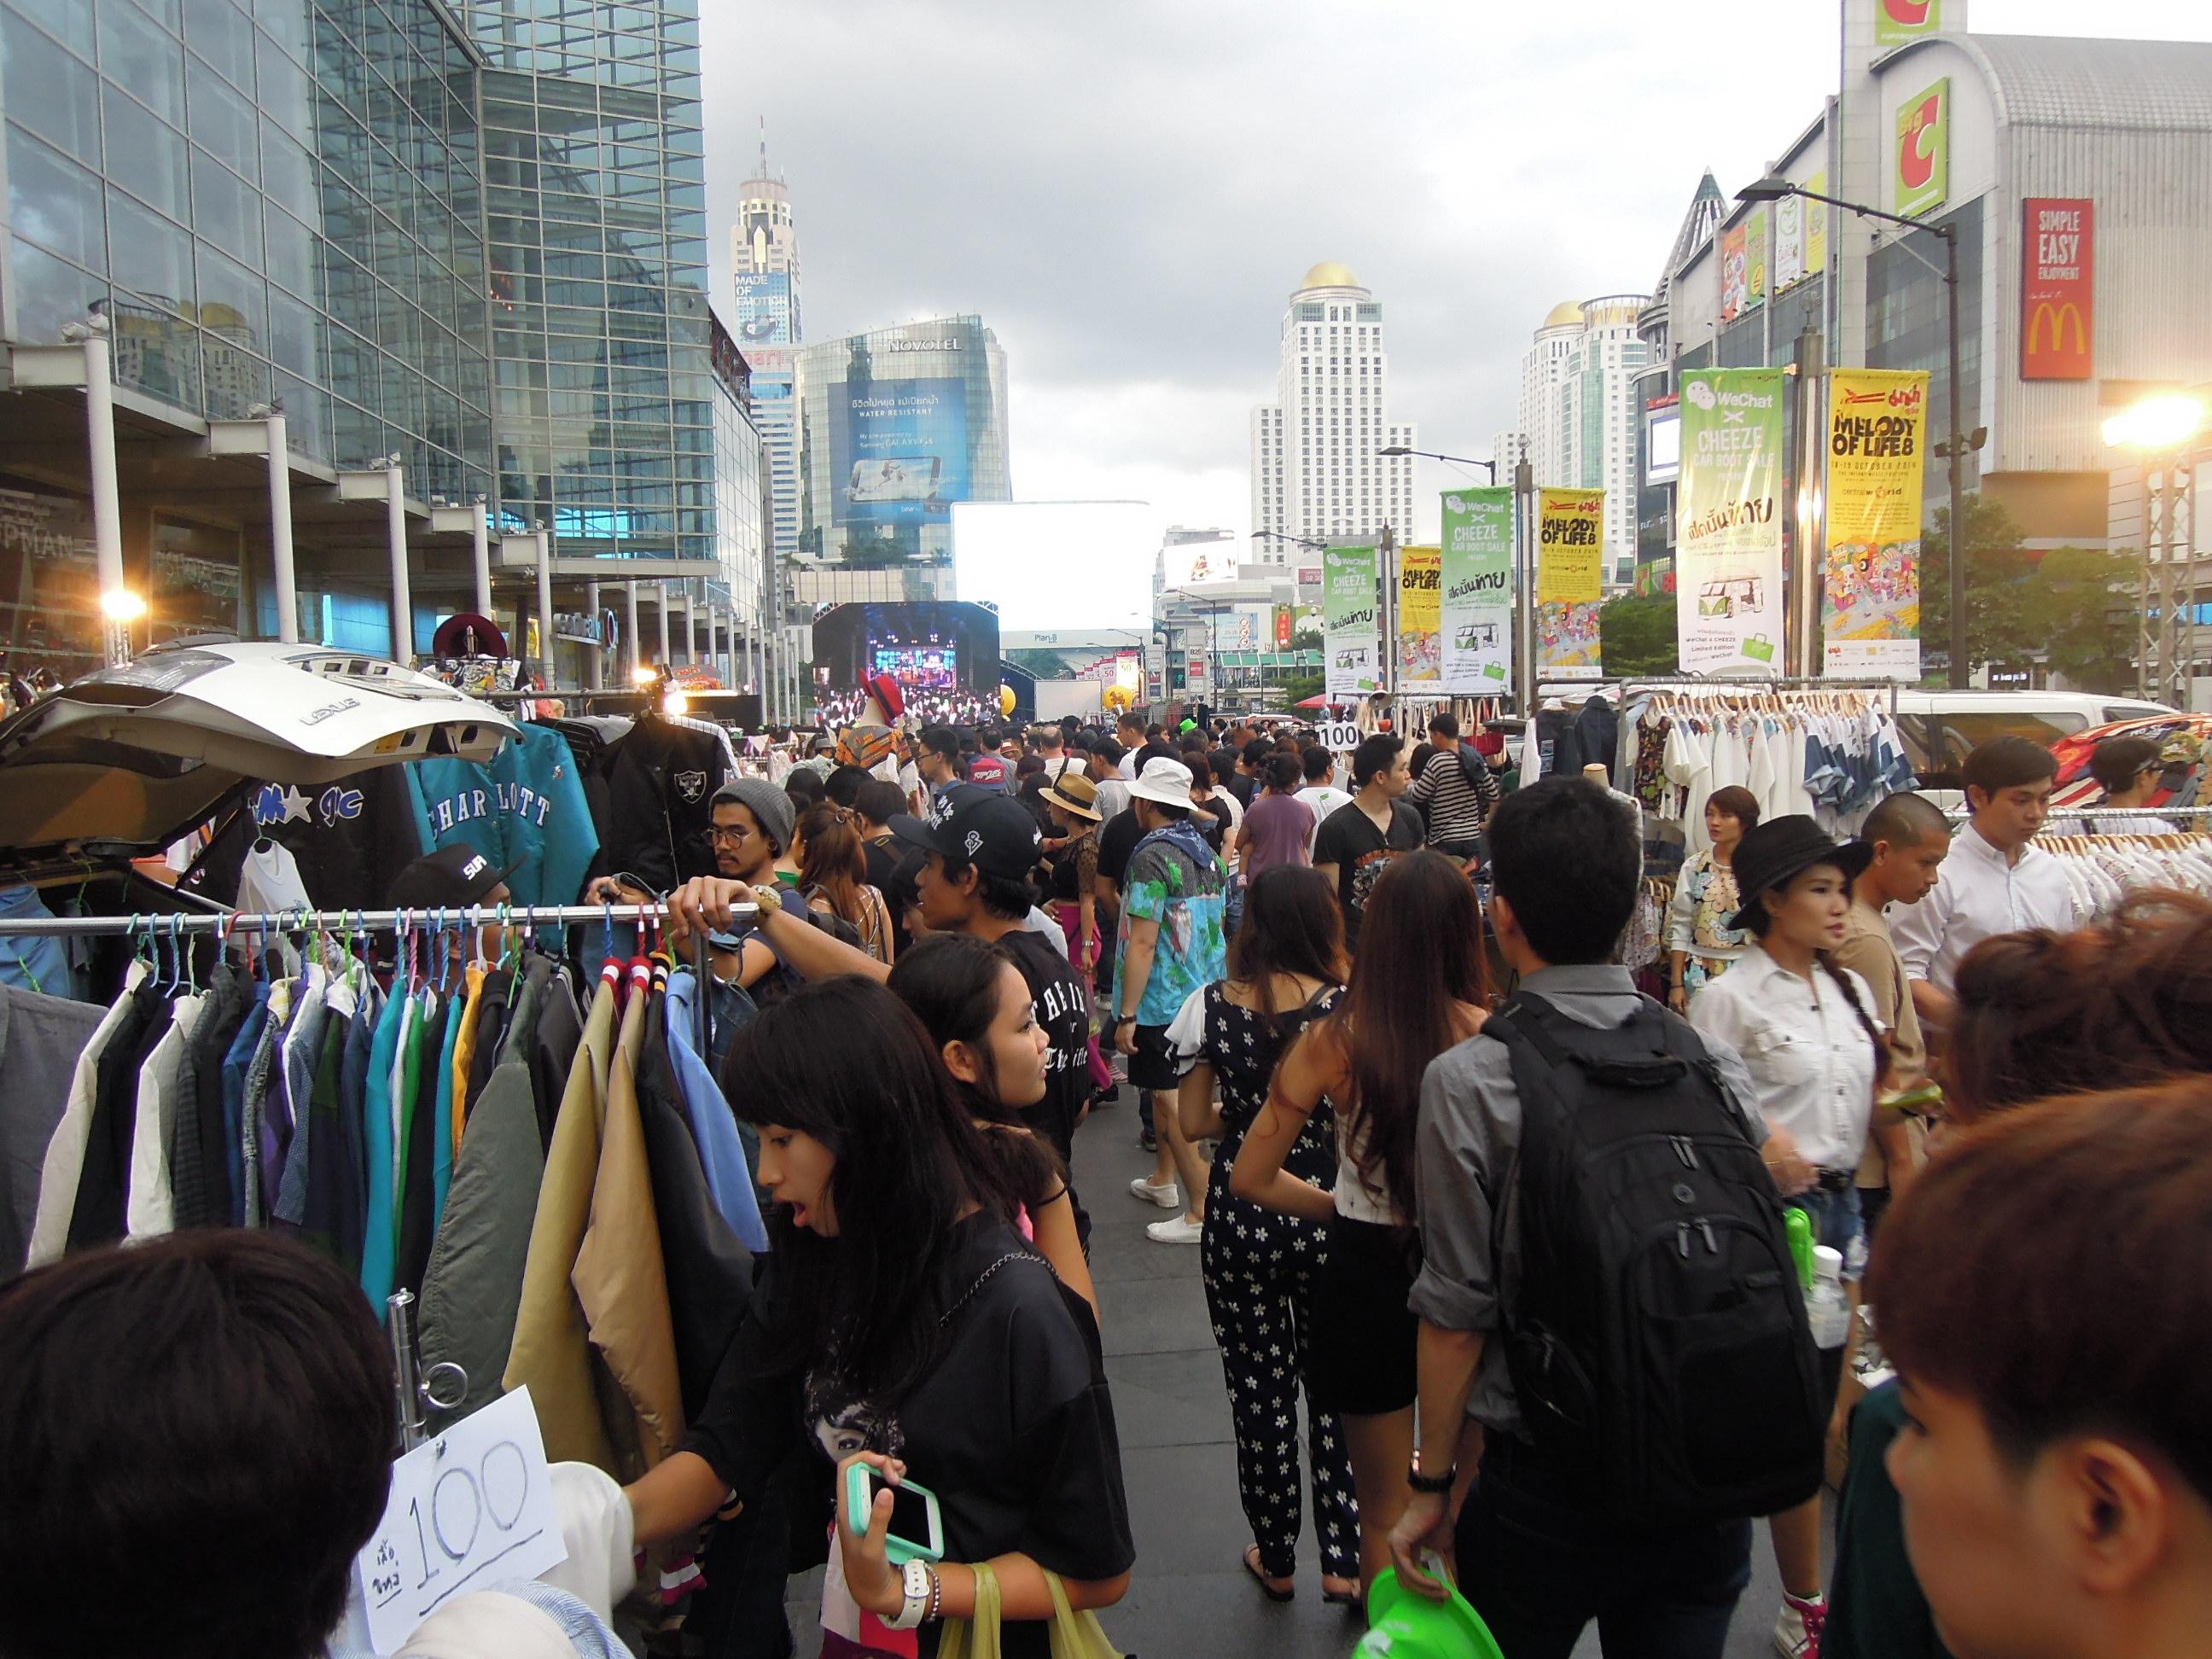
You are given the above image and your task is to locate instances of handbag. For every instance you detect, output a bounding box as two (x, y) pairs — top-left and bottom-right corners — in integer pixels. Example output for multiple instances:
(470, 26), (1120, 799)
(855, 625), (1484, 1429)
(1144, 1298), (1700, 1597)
(936, 1564), (1126, 1659)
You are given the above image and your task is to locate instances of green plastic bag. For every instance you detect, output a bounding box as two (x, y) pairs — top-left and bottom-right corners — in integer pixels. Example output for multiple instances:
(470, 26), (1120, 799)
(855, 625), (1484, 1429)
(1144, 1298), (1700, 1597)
(937, 1565), (1125, 1659)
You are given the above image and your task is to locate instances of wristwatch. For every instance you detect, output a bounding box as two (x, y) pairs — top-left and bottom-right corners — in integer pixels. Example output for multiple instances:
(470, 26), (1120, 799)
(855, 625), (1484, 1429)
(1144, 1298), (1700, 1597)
(1406, 1462), (1456, 1495)
(886, 1559), (934, 1631)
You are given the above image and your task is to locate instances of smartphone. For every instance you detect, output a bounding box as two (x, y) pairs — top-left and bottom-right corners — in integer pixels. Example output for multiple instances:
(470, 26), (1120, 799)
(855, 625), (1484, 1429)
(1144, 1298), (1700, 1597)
(844, 1464), (946, 1564)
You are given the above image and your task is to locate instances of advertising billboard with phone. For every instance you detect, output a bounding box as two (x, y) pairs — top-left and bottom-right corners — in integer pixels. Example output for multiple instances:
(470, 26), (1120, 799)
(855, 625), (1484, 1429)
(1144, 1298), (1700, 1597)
(830, 378), (970, 527)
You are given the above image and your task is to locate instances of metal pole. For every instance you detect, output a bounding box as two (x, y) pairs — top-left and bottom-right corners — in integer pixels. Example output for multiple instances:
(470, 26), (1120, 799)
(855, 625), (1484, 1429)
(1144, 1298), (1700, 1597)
(0, 899), (758, 939)
(585, 580), (603, 690)
(385, 458), (412, 663)
(1944, 229), (1967, 690)
(469, 495), (492, 617)
(624, 579), (640, 681)
(1514, 453), (1536, 717)
(534, 529), (555, 689)
(265, 411), (299, 643)
(656, 580), (670, 668)
(1379, 521), (1398, 729)
(83, 331), (130, 665)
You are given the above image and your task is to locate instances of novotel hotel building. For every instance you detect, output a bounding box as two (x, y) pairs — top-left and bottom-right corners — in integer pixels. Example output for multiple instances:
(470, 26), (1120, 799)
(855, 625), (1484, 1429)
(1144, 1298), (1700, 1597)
(1646, 0), (2212, 558)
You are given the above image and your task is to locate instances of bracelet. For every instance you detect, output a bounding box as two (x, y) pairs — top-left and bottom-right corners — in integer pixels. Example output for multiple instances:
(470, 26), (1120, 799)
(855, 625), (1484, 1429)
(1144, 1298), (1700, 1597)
(1406, 1462), (1456, 1495)
(1115, 1015), (1135, 1025)
(925, 1562), (944, 1623)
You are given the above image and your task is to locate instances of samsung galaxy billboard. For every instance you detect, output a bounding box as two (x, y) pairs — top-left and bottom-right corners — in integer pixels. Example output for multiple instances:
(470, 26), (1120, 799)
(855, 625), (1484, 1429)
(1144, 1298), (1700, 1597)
(830, 378), (970, 527)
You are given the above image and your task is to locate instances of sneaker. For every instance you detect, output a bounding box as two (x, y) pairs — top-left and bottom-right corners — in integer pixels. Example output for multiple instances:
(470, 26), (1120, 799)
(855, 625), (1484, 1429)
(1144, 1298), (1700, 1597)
(1136, 1127), (1157, 1154)
(1774, 1592), (1826, 1659)
(1128, 1175), (1180, 1209)
(1146, 1214), (1204, 1243)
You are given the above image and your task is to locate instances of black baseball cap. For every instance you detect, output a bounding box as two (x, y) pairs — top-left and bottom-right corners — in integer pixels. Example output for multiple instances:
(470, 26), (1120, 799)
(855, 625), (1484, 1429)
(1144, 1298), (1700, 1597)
(889, 783), (1042, 881)
(387, 844), (520, 911)
(1726, 815), (1874, 933)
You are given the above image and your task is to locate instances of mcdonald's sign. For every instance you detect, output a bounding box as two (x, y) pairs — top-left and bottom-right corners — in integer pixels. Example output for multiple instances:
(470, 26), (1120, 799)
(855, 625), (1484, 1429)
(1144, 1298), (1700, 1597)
(2022, 197), (2094, 380)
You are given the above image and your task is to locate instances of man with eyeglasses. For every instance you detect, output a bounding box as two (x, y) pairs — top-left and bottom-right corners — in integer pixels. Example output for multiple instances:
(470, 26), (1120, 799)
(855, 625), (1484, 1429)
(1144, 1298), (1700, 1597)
(705, 777), (796, 888)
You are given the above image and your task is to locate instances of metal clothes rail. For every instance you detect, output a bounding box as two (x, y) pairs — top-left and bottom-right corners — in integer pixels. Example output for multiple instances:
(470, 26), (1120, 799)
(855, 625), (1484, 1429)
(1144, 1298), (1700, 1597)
(1943, 804), (2212, 824)
(0, 900), (756, 938)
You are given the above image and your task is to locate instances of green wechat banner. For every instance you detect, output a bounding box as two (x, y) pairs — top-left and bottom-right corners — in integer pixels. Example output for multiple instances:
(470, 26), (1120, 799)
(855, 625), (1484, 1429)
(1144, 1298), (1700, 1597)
(1323, 543), (1381, 697)
(1439, 489), (1513, 693)
(1675, 367), (1787, 675)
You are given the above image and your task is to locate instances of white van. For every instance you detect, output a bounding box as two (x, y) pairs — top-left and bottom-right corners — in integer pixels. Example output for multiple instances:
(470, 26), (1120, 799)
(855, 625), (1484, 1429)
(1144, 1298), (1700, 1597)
(1891, 690), (2176, 806)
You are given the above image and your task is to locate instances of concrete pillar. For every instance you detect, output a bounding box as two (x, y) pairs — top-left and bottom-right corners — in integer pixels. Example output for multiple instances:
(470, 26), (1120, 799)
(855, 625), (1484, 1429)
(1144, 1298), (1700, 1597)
(655, 580), (670, 667)
(469, 496), (492, 617)
(265, 412), (298, 643)
(585, 579), (602, 690)
(384, 458), (411, 661)
(534, 530), (554, 688)
(624, 579), (640, 682)
(82, 331), (131, 664)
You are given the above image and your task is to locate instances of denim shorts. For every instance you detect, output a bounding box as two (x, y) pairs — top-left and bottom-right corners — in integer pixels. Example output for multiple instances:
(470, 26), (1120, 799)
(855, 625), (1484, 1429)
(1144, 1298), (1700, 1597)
(1790, 1183), (1866, 1279)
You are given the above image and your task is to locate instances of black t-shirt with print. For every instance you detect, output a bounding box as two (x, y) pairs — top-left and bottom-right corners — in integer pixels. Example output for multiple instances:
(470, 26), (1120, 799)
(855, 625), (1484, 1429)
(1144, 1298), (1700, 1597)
(998, 927), (1093, 1166)
(682, 1214), (1132, 1659)
(1311, 798), (1425, 946)
(1095, 808), (1142, 889)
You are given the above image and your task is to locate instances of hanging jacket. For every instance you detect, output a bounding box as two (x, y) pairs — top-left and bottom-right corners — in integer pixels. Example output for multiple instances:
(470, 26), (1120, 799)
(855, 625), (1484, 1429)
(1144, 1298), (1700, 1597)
(125, 987), (207, 1239)
(466, 966), (518, 1106)
(170, 963), (248, 1233)
(360, 981), (411, 1311)
(420, 1045), (549, 1426)
(3, 981), (108, 1275)
(330, 975), (380, 1277)
(1573, 695), (1621, 786)
(661, 969), (768, 1252)
(432, 987), (463, 1225)
(449, 965), (488, 1150)
(602, 717), (736, 894)
(0, 886), (75, 1000)
(220, 983), (271, 1228)
(528, 961), (585, 1150)
(181, 766), (424, 914)
(635, 996), (754, 1421)
(295, 992), (356, 1267)
(506, 975), (620, 1471)
(573, 971), (684, 1476)
(68, 985), (169, 1253)
(394, 990), (447, 1299)
(406, 725), (601, 927)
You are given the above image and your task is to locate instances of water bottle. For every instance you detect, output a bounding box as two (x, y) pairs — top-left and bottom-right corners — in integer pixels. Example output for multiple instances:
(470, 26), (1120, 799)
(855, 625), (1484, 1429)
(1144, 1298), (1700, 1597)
(1807, 1244), (1852, 1352)
(1786, 1207), (1815, 1290)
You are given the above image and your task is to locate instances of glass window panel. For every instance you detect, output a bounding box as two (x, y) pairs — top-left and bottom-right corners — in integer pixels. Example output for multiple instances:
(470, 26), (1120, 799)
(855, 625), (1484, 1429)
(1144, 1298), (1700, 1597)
(273, 370), (329, 461)
(3, 14), (101, 163)
(259, 118), (315, 218)
(252, 0), (310, 61)
(6, 125), (104, 270)
(106, 187), (193, 310)
(97, 3), (185, 125)
(185, 54), (257, 178)
(195, 238), (265, 340)
(9, 234), (106, 344)
(263, 201), (313, 298)
(190, 147), (259, 254)
(100, 85), (190, 222)
(125, 0), (184, 32)
(179, 0), (251, 88)
(7, 0), (95, 57)
(265, 280), (317, 376)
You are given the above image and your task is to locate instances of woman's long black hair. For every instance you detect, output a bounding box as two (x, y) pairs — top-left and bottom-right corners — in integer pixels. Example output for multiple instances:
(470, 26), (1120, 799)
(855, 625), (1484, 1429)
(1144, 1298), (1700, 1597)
(719, 975), (1031, 1404)
(1228, 864), (1347, 1017)
(887, 934), (1069, 1216)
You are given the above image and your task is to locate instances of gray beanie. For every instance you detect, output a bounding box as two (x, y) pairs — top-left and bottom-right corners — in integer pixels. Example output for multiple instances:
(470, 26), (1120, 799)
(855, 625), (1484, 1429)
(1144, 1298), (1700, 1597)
(712, 776), (795, 853)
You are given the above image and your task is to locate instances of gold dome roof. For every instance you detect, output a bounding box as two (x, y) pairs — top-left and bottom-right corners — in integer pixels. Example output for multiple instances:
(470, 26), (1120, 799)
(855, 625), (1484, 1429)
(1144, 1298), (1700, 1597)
(1299, 262), (1361, 291)
(1542, 299), (1586, 329)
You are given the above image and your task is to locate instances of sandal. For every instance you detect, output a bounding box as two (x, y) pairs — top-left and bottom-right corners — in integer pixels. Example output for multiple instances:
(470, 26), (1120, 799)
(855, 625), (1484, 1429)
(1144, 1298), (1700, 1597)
(1242, 1544), (1295, 1603)
(1321, 1576), (1362, 1607)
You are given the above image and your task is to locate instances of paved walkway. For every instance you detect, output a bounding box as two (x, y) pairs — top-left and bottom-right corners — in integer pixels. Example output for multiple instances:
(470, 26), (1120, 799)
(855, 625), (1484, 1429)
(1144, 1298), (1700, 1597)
(789, 1096), (1827, 1656)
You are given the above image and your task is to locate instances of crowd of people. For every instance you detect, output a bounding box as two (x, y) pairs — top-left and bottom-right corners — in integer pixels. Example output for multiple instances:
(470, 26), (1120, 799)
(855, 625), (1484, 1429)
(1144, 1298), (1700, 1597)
(2, 702), (2207, 1659)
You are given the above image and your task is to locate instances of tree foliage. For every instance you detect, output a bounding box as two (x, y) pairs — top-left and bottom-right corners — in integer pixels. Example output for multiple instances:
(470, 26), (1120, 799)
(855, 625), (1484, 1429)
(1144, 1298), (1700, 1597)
(2021, 544), (2142, 692)
(1923, 495), (2141, 689)
(1598, 595), (1679, 677)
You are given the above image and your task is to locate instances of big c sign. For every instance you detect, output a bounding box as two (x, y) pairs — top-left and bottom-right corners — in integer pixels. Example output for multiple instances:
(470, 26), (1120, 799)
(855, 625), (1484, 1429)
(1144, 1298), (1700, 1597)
(1877, 0), (1941, 44)
(2021, 198), (2094, 381)
(1895, 79), (1949, 218)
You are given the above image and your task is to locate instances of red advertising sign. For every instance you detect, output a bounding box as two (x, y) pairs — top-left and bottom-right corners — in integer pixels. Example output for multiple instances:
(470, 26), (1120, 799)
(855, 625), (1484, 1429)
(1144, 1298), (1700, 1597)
(2021, 198), (2093, 380)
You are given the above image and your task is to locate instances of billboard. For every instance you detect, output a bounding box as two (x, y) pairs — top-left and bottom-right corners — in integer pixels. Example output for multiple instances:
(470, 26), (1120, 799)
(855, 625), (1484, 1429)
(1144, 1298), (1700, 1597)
(1824, 368), (1929, 680)
(1895, 79), (1949, 218)
(1162, 538), (1238, 588)
(1273, 604), (1293, 648)
(1397, 544), (1441, 685)
(2021, 198), (2094, 380)
(1323, 543), (1382, 696)
(1440, 489), (1513, 693)
(1877, 0), (1942, 44)
(1644, 402), (1681, 486)
(1536, 489), (1604, 677)
(1745, 207), (1768, 313)
(732, 271), (793, 345)
(1675, 368), (1787, 675)
(1720, 223), (1749, 323)
(830, 377), (969, 527)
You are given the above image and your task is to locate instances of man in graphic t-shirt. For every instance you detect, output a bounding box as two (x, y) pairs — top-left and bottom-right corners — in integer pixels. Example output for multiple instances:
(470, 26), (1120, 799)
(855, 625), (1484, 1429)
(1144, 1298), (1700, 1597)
(1311, 733), (1421, 950)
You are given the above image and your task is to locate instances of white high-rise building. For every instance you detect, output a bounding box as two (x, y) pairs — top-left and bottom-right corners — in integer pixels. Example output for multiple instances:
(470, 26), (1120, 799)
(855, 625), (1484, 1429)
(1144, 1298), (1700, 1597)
(1250, 264), (1416, 562)
(732, 127), (803, 605)
(1514, 295), (1651, 585)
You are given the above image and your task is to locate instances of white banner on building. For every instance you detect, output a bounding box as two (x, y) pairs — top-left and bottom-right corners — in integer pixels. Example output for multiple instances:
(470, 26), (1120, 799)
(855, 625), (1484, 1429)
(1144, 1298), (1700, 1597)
(1675, 368), (1788, 674)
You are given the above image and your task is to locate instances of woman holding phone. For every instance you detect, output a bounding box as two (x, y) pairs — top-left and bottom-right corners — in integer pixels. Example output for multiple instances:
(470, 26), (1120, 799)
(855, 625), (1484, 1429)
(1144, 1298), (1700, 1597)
(622, 977), (1132, 1656)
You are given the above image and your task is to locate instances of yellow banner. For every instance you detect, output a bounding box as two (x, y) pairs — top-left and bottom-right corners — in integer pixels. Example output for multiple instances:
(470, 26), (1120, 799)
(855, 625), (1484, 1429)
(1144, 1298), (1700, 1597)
(1537, 489), (1604, 603)
(1823, 368), (1929, 679)
(1397, 544), (1441, 684)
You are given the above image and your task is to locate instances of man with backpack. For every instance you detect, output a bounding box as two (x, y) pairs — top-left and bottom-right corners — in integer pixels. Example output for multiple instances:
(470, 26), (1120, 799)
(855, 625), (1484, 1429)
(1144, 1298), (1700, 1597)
(1390, 776), (1822, 1657)
(1407, 711), (1498, 866)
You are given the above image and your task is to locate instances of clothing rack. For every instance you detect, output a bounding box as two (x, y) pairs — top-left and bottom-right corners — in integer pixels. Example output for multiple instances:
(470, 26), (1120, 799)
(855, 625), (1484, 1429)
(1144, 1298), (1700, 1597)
(387, 1289), (467, 1451)
(1622, 675), (1903, 712)
(0, 901), (751, 938)
(1943, 805), (2212, 825)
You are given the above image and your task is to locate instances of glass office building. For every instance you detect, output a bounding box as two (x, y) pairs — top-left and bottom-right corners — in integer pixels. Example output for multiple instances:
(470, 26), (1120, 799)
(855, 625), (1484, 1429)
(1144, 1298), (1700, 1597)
(458, 0), (713, 569)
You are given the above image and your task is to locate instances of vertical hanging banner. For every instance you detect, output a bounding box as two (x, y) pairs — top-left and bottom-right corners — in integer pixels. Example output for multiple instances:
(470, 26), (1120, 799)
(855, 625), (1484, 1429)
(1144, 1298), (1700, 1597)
(1806, 169), (1829, 276)
(1323, 543), (1382, 698)
(1676, 367), (1788, 674)
(1440, 488), (1514, 692)
(1895, 79), (1950, 219)
(1824, 368), (1929, 680)
(2021, 198), (2094, 380)
(1397, 544), (1441, 686)
(1745, 207), (1769, 312)
(1536, 488), (1604, 677)
(1720, 222), (1749, 322)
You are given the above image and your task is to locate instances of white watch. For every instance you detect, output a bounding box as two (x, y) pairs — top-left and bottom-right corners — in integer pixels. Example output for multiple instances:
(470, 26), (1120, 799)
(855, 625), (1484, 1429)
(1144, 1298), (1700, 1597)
(886, 1558), (932, 1631)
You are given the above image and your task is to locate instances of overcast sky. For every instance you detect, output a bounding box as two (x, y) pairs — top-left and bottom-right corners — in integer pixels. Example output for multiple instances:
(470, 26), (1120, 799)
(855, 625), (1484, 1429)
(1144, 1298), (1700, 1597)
(700, 0), (2209, 628)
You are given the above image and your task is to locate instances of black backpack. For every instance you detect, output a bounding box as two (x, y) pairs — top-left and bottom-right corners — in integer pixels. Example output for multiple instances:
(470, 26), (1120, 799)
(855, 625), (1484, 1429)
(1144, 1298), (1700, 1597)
(1484, 990), (1825, 1526)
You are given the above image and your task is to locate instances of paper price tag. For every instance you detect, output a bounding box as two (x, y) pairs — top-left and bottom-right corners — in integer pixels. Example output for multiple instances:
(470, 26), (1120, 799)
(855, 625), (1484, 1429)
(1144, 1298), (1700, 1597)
(353, 1386), (568, 1653)
(1318, 721), (1362, 754)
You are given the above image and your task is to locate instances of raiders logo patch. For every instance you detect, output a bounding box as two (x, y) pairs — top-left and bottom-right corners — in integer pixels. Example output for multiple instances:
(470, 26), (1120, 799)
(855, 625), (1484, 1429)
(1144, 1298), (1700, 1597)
(673, 770), (707, 803)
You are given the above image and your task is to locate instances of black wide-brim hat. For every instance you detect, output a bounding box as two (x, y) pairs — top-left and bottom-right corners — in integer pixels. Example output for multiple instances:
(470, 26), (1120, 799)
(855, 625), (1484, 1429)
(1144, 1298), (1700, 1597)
(1726, 815), (1876, 933)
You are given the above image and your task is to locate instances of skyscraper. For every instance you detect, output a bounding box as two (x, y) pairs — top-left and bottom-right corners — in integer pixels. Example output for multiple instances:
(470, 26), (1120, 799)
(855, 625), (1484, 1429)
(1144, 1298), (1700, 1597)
(1514, 294), (1652, 585)
(1249, 264), (1416, 561)
(731, 127), (801, 605)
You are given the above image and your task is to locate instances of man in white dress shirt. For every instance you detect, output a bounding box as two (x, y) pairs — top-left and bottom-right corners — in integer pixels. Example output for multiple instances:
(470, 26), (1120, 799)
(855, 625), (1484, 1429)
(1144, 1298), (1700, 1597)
(1892, 736), (2078, 1045)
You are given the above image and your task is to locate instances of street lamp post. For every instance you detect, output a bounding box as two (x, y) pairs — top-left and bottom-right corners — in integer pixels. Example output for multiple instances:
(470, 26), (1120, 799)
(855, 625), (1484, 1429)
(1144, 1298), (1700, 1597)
(1252, 528), (1328, 711)
(2104, 393), (2209, 706)
(1739, 176), (1969, 688)
(1378, 445), (1499, 484)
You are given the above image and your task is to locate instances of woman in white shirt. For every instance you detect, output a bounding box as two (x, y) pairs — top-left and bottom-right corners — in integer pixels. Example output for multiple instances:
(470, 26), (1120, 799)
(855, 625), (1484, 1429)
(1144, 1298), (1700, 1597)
(1689, 814), (1888, 1659)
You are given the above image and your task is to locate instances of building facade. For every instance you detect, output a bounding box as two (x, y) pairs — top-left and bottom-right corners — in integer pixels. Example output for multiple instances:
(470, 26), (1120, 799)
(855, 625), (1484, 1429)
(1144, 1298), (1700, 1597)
(1512, 294), (1652, 587)
(707, 314), (771, 689)
(790, 313), (1010, 607)
(730, 136), (800, 641)
(1249, 263), (1416, 558)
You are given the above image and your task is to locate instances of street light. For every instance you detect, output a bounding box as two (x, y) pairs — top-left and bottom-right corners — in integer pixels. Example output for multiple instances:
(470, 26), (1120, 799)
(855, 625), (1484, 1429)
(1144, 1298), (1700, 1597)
(2102, 391), (2208, 704)
(1378, 445), (1499, 483)
(2104, 393), (2206, 453)
(1739, 173), (1970, 689)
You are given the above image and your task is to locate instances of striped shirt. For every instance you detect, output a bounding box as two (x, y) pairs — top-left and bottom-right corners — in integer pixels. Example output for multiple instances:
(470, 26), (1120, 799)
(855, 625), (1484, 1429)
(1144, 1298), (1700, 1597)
(1410, 745), (1498, 848)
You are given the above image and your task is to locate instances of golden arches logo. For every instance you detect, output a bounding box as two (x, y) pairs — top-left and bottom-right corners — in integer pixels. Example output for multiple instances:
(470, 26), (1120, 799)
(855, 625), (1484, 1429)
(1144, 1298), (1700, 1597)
(2027, 300), (2086, 356)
